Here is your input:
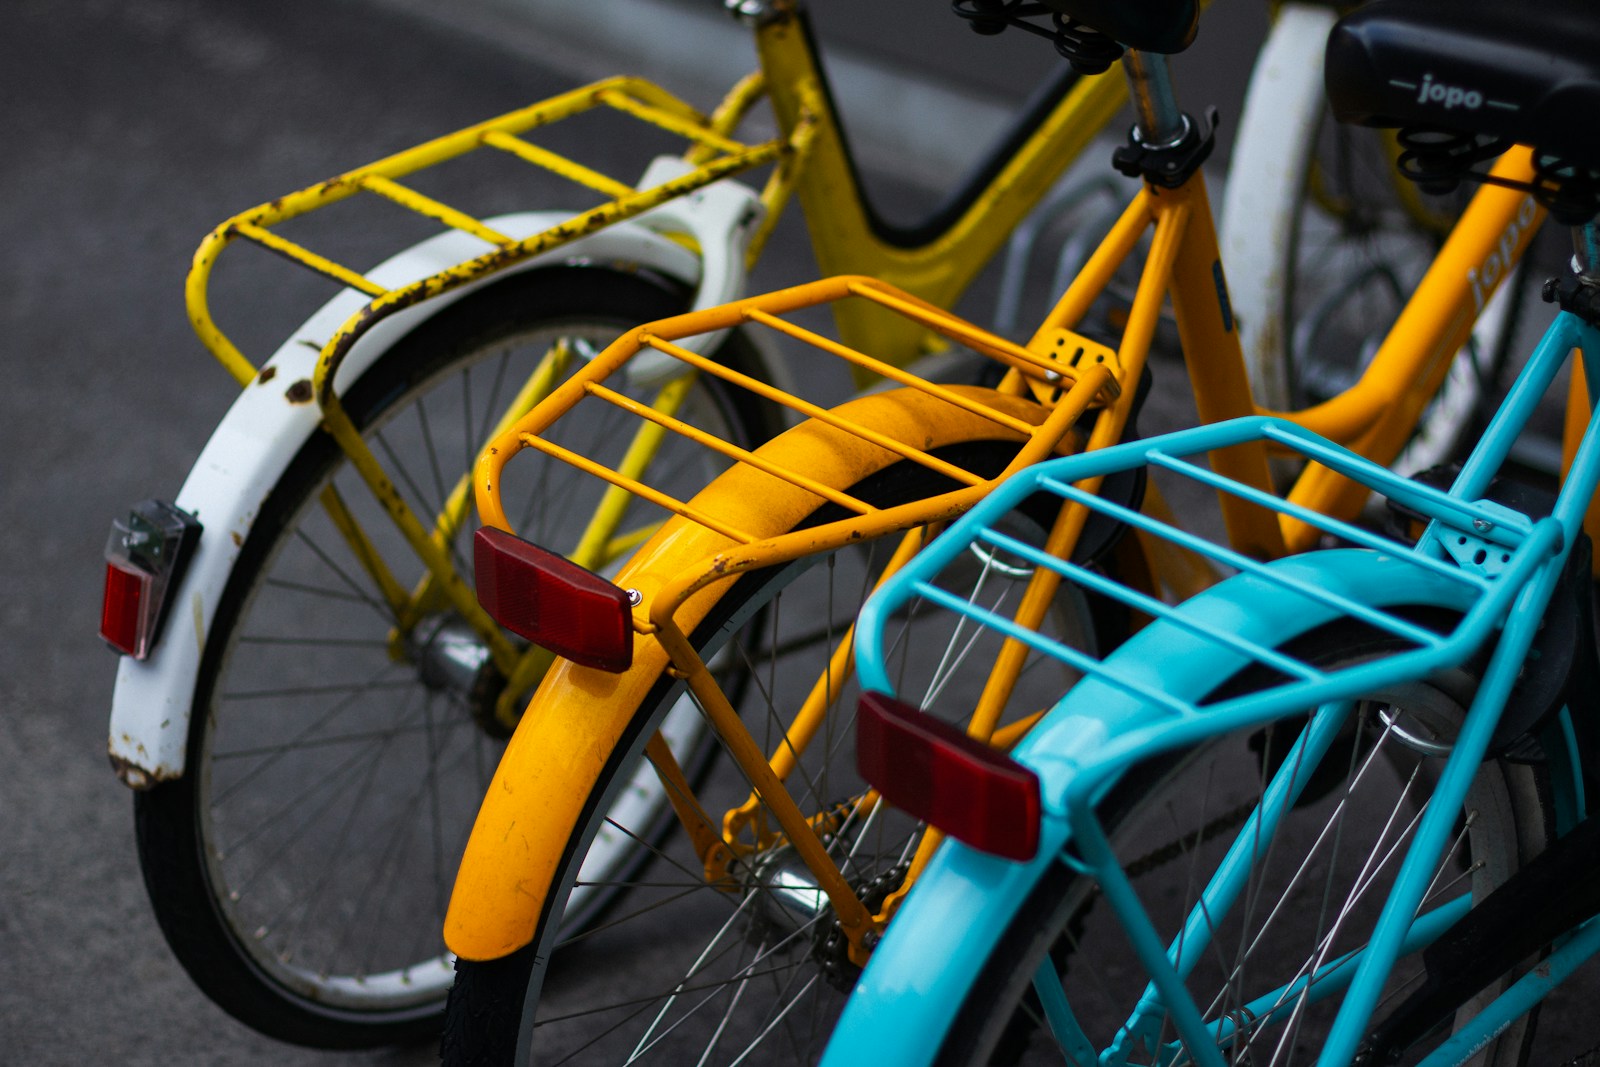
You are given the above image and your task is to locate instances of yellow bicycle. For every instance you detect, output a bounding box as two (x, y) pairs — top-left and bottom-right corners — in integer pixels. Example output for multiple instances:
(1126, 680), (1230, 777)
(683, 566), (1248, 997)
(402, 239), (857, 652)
(440, 3), (1546, 1061)
(103, 0), (1132, 1048)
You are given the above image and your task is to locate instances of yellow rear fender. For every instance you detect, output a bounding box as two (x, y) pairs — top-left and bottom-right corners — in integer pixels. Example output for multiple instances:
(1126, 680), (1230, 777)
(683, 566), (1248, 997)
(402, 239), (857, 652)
(444, 385), (1047, 961)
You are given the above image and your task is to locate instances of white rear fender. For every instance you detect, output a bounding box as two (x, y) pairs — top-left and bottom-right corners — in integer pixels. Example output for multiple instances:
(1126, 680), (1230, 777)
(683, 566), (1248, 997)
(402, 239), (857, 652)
(108, 208), (765, 787)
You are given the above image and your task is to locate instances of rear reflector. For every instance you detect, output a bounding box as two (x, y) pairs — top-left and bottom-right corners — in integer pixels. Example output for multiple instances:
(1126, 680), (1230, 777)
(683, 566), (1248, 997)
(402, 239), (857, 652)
(100, 500), (202, 659)
(857, 691), (1041, 861)
(101, 562), (149, 657)
(474, 527), (634, 673)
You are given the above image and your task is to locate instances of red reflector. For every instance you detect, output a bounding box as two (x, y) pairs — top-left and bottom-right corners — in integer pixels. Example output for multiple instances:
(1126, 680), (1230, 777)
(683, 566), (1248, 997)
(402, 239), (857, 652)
(474, 527), (634, 673)
(101, 562), (150, 658)
(101, 499), (201, 659)
(857, 691), (1041, 861)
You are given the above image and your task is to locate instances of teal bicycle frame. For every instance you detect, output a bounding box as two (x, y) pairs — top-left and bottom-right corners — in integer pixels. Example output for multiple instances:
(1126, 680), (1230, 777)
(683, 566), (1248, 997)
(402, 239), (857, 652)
(824, 297), (1600, 1065)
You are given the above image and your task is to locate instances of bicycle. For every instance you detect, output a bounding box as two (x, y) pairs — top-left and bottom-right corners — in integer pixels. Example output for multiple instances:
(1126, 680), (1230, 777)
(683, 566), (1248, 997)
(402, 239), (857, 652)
(824, 2), (1600, 1062)
(438, 1), (1549, 1061)
(94, 0), (1446, 1048)
(97, 0), (1131, 1047)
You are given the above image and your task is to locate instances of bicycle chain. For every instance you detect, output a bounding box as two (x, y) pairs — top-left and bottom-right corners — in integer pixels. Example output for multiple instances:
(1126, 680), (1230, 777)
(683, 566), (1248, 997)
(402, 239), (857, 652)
(813, 861), (909, 992)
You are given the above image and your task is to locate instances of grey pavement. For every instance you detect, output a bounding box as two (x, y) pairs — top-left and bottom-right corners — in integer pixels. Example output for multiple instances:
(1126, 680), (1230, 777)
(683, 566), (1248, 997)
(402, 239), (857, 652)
(1, 0), (1587, 1064)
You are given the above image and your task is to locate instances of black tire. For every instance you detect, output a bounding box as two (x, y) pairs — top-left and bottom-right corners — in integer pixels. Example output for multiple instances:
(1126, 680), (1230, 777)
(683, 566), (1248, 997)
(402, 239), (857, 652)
(935, 620), (1557, 1066)
(133, 266), (779, 1048)
(442, 438), (1123, 1066)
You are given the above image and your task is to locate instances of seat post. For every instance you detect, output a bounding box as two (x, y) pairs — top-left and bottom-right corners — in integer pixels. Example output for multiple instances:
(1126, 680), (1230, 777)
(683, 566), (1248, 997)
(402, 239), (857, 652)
(1122, 49), (1187, 148)
(1575, 225), (1600, 283)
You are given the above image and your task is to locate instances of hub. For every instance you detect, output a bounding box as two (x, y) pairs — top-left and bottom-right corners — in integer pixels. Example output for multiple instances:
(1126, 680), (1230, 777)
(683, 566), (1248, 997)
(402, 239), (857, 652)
(410, 616), (514, 738)
(747, 847), (830, 938)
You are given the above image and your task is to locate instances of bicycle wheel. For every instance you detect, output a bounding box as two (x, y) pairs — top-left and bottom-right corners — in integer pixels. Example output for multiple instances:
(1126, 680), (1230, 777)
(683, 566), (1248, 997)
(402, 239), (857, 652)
(443, 439), (1124, 1066)
(1222, 2), (1512, 476)
(936, 621), (1554, 1066)
(133, 266), (780, 1048)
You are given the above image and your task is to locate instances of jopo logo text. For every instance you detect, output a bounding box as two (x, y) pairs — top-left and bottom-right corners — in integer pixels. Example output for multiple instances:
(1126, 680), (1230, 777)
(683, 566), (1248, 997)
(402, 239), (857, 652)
(1469, 196), (1539, 312)
(1417, 73), (1482, 110)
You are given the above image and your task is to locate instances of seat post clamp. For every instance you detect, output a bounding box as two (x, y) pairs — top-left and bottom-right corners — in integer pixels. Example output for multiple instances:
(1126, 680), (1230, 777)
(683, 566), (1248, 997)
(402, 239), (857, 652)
(1541, 275), (1600, 329)
(1112, 105), (1218, 189)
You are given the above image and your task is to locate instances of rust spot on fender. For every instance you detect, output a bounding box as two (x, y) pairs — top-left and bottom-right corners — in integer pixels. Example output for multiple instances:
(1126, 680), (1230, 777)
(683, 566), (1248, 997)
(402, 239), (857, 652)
(108, 750), (179, 790)
(257, 365), (278, 385)
(286, 379), (314, 403)
(231, 531), (243, 547)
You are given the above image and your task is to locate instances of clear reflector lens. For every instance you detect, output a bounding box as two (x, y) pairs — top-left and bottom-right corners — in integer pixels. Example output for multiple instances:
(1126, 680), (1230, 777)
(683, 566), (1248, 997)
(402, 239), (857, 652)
(856, 690), (1041, 861)
(100, 500), (202, 659)
(474, 526), (634, 673)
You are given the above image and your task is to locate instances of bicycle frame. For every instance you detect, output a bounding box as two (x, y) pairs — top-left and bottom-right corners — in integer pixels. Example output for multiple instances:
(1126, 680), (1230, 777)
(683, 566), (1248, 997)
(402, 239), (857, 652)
(1274, 151), (1544, 541)
(752, 6), (1126, 362)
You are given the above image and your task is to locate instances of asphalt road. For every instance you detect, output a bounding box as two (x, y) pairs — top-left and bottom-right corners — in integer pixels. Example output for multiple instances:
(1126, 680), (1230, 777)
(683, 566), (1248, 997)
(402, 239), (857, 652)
(3, 3), (561, 1062)
(6, 1), (1588, 1064)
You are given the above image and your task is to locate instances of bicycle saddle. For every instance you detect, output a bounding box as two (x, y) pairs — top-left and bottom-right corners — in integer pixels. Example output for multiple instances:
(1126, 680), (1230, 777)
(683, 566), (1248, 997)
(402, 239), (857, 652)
(1034, 0), (1197, 54)
(1326, 0), (1600, 171)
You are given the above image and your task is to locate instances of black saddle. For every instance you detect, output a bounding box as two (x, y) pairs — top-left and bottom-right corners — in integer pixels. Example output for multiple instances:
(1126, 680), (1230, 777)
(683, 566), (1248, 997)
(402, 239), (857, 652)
(1035, 0), (1198, 54)
(1326, 0), (1600, 172)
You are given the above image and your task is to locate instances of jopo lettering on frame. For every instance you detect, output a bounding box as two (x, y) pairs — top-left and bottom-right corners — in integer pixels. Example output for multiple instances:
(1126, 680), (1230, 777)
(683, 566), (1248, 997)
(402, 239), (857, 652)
(1469, 196), (1540, 312)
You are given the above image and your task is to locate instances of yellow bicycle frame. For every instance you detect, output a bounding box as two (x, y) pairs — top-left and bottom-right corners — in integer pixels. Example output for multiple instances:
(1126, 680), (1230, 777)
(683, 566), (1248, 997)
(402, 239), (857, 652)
(754, 8), (1127, 365)
(1278, 148), (1542, 547)
(446, 136), (1546, 962)
(453, 275), (1122, 958)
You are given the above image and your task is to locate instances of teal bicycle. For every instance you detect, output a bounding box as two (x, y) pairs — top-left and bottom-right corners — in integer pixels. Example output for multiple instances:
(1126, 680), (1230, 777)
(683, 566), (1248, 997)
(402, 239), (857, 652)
(823, 0), (1600, 1062)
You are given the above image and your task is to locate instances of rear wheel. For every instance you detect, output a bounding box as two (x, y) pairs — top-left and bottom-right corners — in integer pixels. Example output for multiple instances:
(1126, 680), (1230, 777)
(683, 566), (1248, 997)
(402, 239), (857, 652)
(133, 267), (778, 1047)
(938, 622), (1553, 1066)
(443, 439), (1125, 1065)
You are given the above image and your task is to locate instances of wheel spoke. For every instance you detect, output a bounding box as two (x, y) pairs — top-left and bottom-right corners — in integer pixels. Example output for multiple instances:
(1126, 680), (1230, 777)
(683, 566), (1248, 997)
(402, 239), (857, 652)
(151, 287), (773, 1037)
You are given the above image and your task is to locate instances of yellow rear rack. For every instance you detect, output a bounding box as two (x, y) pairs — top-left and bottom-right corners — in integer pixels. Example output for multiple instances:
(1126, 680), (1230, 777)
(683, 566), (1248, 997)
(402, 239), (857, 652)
(187, 74), (794, 396)
(182, 74), (804, 694)
(476, 273), (1124, 622)
(472, 275), (1128, 942)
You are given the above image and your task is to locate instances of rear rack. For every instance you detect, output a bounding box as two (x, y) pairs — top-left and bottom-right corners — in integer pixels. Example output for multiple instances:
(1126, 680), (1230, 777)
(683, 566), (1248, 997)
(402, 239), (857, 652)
(475, 274), (1125, 617)
(188, 75), (792, 396)
(855, 416), (1563, 734)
